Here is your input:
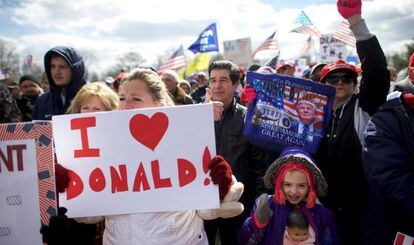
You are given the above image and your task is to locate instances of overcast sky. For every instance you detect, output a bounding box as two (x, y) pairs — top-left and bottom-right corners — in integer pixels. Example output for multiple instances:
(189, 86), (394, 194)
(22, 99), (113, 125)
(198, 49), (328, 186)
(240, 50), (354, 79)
(0, 0), (413, 74)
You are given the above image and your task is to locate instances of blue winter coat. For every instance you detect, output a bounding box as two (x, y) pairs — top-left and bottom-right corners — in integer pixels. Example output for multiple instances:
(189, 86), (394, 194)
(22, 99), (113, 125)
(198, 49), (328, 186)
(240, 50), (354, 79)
(363, 93), (414, 244)
(33, 46), (86, 120)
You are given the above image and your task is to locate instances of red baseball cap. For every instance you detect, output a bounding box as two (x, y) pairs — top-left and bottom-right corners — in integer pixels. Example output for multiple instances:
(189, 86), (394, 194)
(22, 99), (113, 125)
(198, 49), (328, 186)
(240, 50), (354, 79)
(276, 61), (295, 71)
(409, 52), (414, 67)
(114, 71), (127, 82)
(320, 59), (358, 83)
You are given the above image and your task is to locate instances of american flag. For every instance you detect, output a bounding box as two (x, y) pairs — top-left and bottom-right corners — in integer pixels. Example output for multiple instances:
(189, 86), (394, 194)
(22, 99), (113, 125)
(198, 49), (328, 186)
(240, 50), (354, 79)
(333, 21), (356, 48)
(158, 45), (186, 73)
(256, 50), (280, 73)
(300, 36), (314, 56)
(252, 31), (277, 58)
(236, 38), (250, 50)
(290, 11), (322, 37)
(283, 87), (327, 119)
(264, 50), (280, 69)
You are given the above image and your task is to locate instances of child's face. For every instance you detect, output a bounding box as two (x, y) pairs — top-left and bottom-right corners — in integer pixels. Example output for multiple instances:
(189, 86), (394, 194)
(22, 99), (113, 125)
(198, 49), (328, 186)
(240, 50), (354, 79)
(287, 227), (309, 242)
(80, 95), (106, 113)
(281, 170), (309, 205)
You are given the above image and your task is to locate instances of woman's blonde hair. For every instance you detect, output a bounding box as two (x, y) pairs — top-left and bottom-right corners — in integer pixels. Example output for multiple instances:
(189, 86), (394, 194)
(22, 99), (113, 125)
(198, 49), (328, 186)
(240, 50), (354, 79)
(67, 82), (119, 114)
(121, 68), (174, 106)
(179, 79), (191, 91)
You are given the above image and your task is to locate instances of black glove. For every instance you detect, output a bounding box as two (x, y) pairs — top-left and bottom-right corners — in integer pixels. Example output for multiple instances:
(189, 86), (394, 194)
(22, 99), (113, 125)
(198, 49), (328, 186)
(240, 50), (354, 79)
(40, 207), (71, 245)
(40, 207), (97, 245)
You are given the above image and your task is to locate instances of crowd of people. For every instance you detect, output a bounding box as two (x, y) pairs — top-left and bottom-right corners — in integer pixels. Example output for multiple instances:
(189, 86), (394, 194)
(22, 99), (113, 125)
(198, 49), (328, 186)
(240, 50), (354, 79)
(1, 0), (414, 244)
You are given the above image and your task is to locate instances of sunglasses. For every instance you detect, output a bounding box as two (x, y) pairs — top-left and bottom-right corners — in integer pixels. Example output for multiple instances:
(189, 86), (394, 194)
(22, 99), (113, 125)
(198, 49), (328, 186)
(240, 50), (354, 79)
(325, 75), (354, 85)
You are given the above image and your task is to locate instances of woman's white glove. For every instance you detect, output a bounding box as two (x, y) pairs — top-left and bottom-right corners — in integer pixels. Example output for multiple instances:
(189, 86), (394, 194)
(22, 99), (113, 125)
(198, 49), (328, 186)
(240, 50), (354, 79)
(198, 175), (244, 220)
(216, 177), (244, 218)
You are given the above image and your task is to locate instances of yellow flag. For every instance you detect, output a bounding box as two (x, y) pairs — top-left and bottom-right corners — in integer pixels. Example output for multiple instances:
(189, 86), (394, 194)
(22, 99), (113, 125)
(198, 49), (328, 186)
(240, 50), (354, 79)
(177, 66), (186, 79)
(185, 52), (211, 75)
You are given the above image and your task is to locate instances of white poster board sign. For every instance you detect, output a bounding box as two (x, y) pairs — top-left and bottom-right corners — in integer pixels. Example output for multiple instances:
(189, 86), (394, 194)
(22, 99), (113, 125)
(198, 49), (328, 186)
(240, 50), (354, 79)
(319, 34), (348, 63)
(52, 104), (219, 218)
(0, 140), (41, 245)
(223, 37), (253, 70)
(0, 122), (56, 245)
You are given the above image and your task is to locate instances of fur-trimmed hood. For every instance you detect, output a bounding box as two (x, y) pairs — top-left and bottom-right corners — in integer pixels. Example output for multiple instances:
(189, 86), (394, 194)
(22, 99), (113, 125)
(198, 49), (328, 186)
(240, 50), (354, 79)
(264, 147), (328, 198)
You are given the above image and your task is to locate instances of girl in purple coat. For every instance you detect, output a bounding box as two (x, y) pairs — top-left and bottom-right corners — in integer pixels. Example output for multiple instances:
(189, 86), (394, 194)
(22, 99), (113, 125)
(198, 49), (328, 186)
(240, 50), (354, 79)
(238, 147), (339, 245)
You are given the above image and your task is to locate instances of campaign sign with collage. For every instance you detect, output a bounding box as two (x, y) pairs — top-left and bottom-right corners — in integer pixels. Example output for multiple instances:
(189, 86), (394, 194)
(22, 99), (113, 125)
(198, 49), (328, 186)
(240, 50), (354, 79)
(244, 72), (336, 153)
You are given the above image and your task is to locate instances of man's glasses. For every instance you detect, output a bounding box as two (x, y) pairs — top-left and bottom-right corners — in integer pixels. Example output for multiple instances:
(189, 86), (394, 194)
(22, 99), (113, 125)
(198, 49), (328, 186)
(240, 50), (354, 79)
(325, 75), (354, 85)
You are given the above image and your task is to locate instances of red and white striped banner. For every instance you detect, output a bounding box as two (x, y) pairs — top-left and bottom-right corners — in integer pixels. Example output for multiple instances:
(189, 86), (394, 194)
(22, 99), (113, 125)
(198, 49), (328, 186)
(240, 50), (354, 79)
(394, 232), (414, 245)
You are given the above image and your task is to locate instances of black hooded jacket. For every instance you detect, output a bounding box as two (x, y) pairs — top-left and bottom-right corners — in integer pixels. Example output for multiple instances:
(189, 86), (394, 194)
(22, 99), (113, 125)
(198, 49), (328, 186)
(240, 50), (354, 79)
(33, 46), (85, 120)
(315, 35), (389, 244)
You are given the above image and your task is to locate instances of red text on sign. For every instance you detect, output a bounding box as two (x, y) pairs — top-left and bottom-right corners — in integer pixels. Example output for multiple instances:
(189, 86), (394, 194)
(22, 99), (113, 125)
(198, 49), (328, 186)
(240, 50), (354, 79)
(71, 117), (100, 158)
(0, 144), (27, 173)
(66, 158), (198, 200)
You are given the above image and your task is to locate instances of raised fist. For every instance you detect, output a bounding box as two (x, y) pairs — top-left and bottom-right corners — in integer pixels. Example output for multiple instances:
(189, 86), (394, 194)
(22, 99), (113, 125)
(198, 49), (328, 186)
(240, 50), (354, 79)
(337, 0), (362, 19)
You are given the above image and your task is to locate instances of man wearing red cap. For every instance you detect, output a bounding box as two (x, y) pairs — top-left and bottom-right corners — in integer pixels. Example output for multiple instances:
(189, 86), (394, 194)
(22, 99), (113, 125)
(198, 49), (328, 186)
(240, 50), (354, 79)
(276, 61), (295, 77)
(395, 53), (414, 94)
(112, 71), (127, 93)
(314, 0), (389, 244)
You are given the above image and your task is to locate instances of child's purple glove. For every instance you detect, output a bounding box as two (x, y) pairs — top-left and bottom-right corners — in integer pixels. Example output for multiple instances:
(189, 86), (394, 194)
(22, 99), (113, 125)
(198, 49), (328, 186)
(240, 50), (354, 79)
(254, 194), (273, 228)
(337, 0), (362, 19)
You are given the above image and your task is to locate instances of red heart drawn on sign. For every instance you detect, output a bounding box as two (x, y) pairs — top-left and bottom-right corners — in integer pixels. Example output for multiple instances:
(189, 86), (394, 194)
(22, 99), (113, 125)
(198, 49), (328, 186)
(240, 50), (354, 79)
(129, 112), (169, 151)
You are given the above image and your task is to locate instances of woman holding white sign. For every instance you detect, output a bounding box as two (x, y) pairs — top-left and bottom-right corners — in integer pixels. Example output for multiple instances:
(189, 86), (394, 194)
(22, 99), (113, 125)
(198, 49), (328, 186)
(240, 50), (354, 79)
(45, 69), (245, 245)
(106, 68), (244, 245)
(42, 82), (120, 244)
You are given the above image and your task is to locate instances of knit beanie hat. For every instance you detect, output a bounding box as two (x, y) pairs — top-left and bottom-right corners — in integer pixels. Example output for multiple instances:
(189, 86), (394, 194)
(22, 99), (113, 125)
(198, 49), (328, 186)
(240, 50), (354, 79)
(19, 74), (40, 87)
(264, 147), (327, 208)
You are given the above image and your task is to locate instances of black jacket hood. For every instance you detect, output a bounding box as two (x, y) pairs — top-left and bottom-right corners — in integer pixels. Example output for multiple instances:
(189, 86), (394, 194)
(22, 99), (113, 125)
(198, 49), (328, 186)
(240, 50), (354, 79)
(44, 46), (86, 102)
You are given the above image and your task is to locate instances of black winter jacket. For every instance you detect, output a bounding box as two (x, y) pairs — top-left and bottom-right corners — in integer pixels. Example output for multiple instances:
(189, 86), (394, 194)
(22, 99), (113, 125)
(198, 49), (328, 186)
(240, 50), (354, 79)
(315, 35), (389, 243)
(33, 46), (85, 120)
(204, 100), (269, 244)
(363, 94), (414, 244)
(214, 100), (267, 211)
